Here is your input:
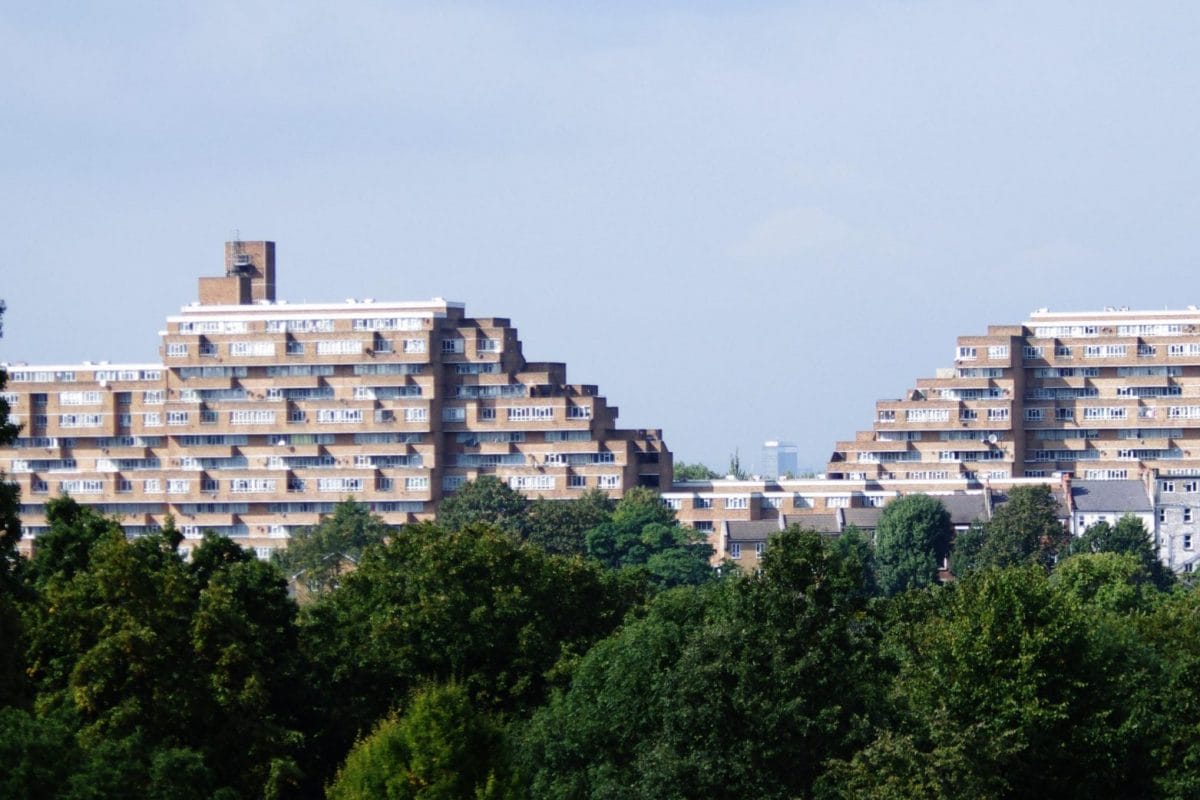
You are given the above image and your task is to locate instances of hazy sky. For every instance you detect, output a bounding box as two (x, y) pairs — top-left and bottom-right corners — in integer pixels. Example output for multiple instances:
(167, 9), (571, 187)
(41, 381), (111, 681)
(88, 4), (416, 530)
(5, 2), (1200, 472)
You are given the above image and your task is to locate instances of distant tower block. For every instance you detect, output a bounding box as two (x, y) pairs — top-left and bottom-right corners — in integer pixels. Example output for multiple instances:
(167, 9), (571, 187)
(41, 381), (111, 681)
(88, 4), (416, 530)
(761, 440), (799, 479)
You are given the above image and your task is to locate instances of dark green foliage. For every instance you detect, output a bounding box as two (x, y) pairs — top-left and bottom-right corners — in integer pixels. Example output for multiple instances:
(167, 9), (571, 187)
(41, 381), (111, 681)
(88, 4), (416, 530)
(1069, 515), (1175, 591)
(947, 521), (986, 577)
(14, 500), (305, 798)
(874, 494), (951, 595)
(272, 498), (393, 595)
(327, 683), (513, 800)
(953, 485), (1069, 575)
(830, 525), (879, 599)
(0, 706), (78, 799)
(583, 486), (713, 588)
(824, 566), (1151, 799)
(517, 528), (881, 800)
(300, 522), (643, 785)
(436, 476), (529, 538)
(672, 461), (720, 481)
(525, 490), (614, 556)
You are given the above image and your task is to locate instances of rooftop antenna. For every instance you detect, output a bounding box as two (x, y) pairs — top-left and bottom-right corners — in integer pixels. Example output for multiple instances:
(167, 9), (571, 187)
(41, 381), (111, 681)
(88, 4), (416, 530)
(228, 229), (252, 275)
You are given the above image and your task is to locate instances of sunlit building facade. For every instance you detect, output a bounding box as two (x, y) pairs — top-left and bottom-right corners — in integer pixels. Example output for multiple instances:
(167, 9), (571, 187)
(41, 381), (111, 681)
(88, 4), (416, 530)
(1, 241), (670, 557)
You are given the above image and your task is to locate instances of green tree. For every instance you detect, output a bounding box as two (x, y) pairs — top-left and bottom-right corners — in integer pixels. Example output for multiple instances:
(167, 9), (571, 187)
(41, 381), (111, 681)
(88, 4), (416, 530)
(673, 461), (719, 481)
(436, 476), (529, 538)
(327, 683), (512, 800)
(524, 490), (613, 556)
(272, 499), (392, 596)
(874, 494), (951, 596)
(190, 556), (305, 796)
(975, 485), (1069, 571)
(827, 566), (1149, 799)
(0, 322), (25, 707)
(519, 528), (882, 800)
(1069, 515), (1174, 591)
(300, 522), (641, 786)
(948, 520), (986, 578)
(584, 487), (713, 587)
(830, 524), (879, 599)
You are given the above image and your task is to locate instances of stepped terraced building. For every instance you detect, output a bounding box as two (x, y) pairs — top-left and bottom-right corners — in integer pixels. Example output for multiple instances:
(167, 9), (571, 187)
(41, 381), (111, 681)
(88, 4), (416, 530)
(827, 308), (1200, 482)
(1, 241), (669, 557)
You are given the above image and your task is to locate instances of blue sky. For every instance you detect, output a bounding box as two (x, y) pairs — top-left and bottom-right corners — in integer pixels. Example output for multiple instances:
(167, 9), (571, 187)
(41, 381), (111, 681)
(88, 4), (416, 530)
(5, 2), (1200, 472)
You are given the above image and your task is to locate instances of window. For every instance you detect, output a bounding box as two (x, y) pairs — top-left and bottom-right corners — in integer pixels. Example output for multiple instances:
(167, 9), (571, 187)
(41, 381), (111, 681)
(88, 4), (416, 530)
(827, 496), (850, 508)
(404, 408), (428, 423)
(404, 338), (426, 354)
(1186, 481), (1199, 493)
(987, 345), (1009, 359)
(317, 477), (364, 493)
(1025, 408), (1044, 422)
(695, 497), (713, 509)
(1023, 346), (1044, 359)
(230, 341), (275, 357)
(167, 479), (190, 494)
(1055, 345), (1073, 357)
(956, 346), (977, 360)
(59, 413), (102, 428)
(907, 408), (950, 423)
(230, 410), (276, 425)
(144, 479), (162, 494)
(167, 411), (189, 426)
(755, 542), (765, 558)
(725, 496), (749, 510)
(598, 475), (620, 489)
(59, 391), (102, 406)
(509, 475), (555, 491)
(478, 338), (501, 352)
(566, 405), (591, 419)
(166, 343), (188, 357)
(1055, 408), (1074, 421)
(987, 408), (1009, 421)
(405, 476), (430, 491)
(1186, 534), (1194, 550)
(878, 410), (896, 423)
(568, 475), (587, 489)
(1186, 509), (1194, 524)
(509, 406), (554, 421)
(960, 409), (977, 421)
(730, 543), (742, 559)
(1160, 508), (1168, 522)
(231, 478), (276, 493)
(286, 340), (305, 355)
(442, 475), (466, 492)
(316, 340), (362, 355)
(479, 407), (496, 421)
(441, 338), (465, 354)
(442, 407), (467, 422)
(316, 409), (365, 423)
(117, 479), (133, 493)
(1164, 481), (1177, 493)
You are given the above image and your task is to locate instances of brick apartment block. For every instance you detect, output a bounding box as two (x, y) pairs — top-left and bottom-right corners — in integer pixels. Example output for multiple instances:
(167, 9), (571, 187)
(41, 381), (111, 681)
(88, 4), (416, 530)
(1, 241), (670, 558)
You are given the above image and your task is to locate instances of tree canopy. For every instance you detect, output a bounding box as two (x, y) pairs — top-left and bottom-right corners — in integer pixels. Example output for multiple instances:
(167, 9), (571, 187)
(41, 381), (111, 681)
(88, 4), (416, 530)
(874, 493), (951, 595)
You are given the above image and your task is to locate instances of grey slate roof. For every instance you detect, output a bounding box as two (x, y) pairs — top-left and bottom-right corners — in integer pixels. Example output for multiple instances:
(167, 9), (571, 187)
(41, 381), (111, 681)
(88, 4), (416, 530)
(842, 508), (883, 530)
(937, 494), (989, 526)
(783, 512), (841, 534)
(726, 519), (782, 542)
(1071, 480), (1152, 513)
